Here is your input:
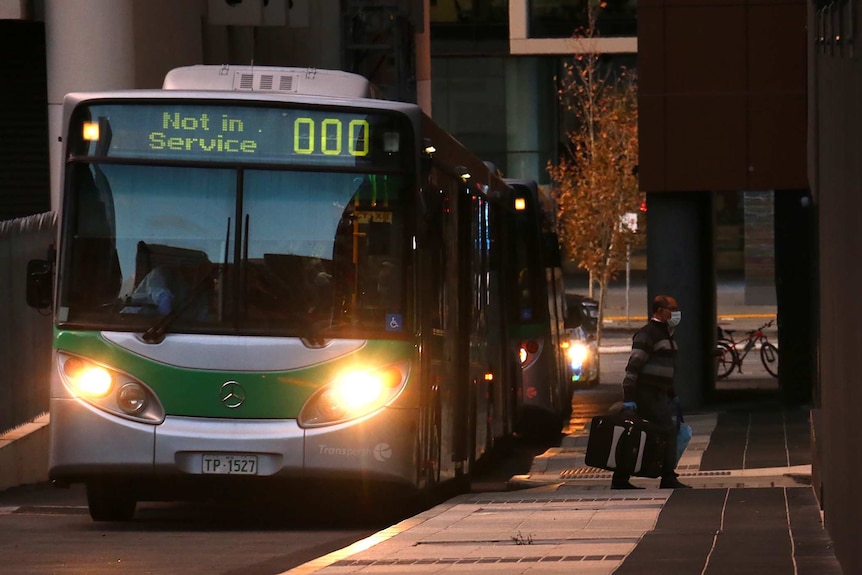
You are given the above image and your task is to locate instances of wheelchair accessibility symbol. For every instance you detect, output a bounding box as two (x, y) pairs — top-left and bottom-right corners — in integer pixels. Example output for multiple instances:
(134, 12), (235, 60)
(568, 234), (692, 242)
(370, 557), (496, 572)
(386, 313), (403, 332)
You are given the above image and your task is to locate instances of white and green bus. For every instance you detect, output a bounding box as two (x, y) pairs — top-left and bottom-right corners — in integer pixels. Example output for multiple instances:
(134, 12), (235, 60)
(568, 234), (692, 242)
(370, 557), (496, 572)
(27, 66), (526, 521)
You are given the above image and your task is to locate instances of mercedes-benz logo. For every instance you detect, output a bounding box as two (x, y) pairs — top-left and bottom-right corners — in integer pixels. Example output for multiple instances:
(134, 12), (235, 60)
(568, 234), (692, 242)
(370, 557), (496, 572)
(219, 381), (246, 409)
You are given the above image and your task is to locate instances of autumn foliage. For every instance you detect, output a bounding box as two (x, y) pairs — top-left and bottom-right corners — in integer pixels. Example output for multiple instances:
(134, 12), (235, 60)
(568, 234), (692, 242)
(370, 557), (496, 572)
(547, 21), (641, 337)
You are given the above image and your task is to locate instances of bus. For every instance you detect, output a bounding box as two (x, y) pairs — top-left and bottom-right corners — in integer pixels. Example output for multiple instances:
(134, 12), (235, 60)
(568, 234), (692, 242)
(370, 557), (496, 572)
(26, 65), (523, 521)
(505, 179), (572, 437)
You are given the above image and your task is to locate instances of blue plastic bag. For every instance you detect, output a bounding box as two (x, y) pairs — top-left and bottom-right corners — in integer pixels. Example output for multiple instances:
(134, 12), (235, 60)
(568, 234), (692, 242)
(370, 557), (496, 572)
(674, 402), (692, 465)
(676, 421), (693, 465)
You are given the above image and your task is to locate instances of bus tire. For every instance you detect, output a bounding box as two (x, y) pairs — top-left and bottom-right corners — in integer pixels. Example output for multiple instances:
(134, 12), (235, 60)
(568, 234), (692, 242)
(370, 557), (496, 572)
(86, 481), (137, 522)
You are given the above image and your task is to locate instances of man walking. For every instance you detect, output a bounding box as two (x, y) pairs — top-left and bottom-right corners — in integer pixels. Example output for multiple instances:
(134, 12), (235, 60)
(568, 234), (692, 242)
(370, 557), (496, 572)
(612, 294), (690, 490)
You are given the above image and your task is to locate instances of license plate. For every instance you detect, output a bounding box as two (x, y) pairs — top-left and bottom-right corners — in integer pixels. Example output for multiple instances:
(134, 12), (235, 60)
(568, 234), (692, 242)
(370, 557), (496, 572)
(201, 454), (258, 475)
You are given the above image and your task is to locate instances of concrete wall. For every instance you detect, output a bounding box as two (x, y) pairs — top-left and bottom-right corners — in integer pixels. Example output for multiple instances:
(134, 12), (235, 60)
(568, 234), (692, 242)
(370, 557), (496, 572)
(0, 212), (55, 437)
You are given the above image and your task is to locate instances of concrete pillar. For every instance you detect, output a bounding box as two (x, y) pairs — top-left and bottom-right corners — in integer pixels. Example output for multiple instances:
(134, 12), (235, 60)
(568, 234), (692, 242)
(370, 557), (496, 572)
(45, 0), (136, 211)
(774, 189), (816, 405)
(508, 0), (528, 42)
(646, 192), (717, 409)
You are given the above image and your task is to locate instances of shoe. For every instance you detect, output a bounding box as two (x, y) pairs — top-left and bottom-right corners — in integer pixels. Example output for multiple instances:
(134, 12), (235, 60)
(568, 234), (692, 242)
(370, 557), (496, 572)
(611, 480), (645, 490)
(660, 477), (691, 489)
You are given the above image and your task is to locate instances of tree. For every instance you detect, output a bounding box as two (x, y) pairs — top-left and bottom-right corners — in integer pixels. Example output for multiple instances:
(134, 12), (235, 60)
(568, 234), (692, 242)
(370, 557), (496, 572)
(546, 4), (641, 342)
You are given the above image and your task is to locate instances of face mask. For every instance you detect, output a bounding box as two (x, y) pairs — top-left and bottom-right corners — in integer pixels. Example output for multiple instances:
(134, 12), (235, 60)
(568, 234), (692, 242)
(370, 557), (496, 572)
(668, 310), (681, 327)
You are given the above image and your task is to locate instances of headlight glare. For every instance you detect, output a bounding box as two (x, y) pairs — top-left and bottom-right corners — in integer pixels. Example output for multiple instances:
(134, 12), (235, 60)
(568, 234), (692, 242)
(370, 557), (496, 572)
(57, 353), (164, 424)
(298, 363), (408, 428)
(69, 364), (113, 398)
(568, 341), (590, 365)
(337, 372), (384, 410)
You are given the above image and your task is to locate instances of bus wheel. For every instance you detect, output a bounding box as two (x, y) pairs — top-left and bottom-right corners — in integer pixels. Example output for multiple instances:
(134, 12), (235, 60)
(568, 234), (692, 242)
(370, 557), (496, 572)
(86, 481), (137, 522)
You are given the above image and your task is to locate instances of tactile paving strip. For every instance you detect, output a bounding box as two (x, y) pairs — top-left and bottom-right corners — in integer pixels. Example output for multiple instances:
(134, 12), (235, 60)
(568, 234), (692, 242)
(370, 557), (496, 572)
(332, 554), (629, 566)
(558, 468), (733, 479)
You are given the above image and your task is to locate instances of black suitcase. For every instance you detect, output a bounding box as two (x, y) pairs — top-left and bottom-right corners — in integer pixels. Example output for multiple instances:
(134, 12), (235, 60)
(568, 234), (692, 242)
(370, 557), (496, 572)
(584, 412), (669, 478)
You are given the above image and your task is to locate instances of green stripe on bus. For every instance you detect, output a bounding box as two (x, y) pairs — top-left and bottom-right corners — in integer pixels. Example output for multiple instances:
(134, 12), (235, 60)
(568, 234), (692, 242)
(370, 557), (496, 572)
(55, 330), (415, 419)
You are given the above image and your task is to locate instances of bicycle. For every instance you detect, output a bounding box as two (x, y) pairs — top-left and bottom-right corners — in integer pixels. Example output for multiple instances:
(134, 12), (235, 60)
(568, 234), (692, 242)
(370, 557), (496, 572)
(715, 319), (779, 378)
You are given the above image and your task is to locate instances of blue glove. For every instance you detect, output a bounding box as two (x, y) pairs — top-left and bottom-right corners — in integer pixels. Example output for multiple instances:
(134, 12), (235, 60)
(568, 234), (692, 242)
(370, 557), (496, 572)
(155, 291), (174, 315)
(622, 401), (637, 412)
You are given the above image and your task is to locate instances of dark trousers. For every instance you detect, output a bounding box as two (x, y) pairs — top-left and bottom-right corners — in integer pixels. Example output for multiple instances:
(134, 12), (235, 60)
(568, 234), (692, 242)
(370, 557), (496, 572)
(612, 386), (678, 483)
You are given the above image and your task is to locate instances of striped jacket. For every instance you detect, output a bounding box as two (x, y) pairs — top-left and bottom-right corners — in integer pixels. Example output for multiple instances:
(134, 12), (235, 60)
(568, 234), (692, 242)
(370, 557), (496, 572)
(621, 319), (678, 402)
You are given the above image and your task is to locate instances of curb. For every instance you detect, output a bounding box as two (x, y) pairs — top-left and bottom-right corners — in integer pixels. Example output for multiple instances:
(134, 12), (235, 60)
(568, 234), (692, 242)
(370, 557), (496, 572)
(0, 414), (50, 492)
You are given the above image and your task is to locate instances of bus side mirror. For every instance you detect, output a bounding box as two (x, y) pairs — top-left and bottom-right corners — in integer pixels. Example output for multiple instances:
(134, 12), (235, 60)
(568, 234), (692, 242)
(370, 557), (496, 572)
(26, 259), (54, 309)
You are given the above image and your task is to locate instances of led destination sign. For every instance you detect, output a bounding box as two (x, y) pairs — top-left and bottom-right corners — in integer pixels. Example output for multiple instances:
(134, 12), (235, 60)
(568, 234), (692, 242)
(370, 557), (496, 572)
(74, 103), (407, 167)
(149, 112), (262, 154)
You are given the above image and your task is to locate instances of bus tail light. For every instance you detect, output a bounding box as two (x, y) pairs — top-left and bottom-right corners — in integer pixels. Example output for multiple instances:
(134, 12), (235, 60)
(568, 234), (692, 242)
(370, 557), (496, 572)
(519, 340), (541, 366)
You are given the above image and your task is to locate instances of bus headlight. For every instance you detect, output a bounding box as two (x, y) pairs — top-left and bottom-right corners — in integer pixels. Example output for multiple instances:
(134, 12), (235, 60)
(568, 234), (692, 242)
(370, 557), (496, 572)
(57, 353), (165, 424)
(298, 362), (409, 428)
(117, 382), (148, 415)
(567, 341), (590, 368)
(62, 356), (113, 398)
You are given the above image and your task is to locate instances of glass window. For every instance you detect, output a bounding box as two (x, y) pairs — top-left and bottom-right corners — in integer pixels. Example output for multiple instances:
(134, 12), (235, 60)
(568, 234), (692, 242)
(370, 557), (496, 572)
(429, 0), (509, 45)
(59, 163), (410, 338)
(529, 0), (636, 38)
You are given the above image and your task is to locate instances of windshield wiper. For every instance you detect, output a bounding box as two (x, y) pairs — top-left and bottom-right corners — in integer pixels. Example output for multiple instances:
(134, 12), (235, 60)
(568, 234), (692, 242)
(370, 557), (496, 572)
(141, 266), (218, 344)
(142, 219), (232, 344)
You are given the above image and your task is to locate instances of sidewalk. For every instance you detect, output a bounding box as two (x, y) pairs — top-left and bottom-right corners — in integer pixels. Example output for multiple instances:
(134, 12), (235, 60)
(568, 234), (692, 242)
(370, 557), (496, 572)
(284, 399), (842, 575)
(279, 289), (841, 575)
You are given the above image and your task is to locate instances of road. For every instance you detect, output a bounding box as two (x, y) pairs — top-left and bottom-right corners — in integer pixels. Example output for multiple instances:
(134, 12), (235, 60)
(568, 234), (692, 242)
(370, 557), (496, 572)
(0, 482), (417, 575)
(0, 443), (556, 575)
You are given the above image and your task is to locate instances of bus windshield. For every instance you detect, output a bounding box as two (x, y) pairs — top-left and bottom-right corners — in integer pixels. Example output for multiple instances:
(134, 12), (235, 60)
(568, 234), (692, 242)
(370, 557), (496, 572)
(58, 103), (412, 339)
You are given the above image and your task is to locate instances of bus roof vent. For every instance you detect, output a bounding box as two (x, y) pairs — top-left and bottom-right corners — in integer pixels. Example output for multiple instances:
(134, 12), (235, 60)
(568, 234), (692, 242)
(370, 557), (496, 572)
(230, 71), (295, 93)
(237, 73), (254, 90)
(164, 65), (374, 99)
